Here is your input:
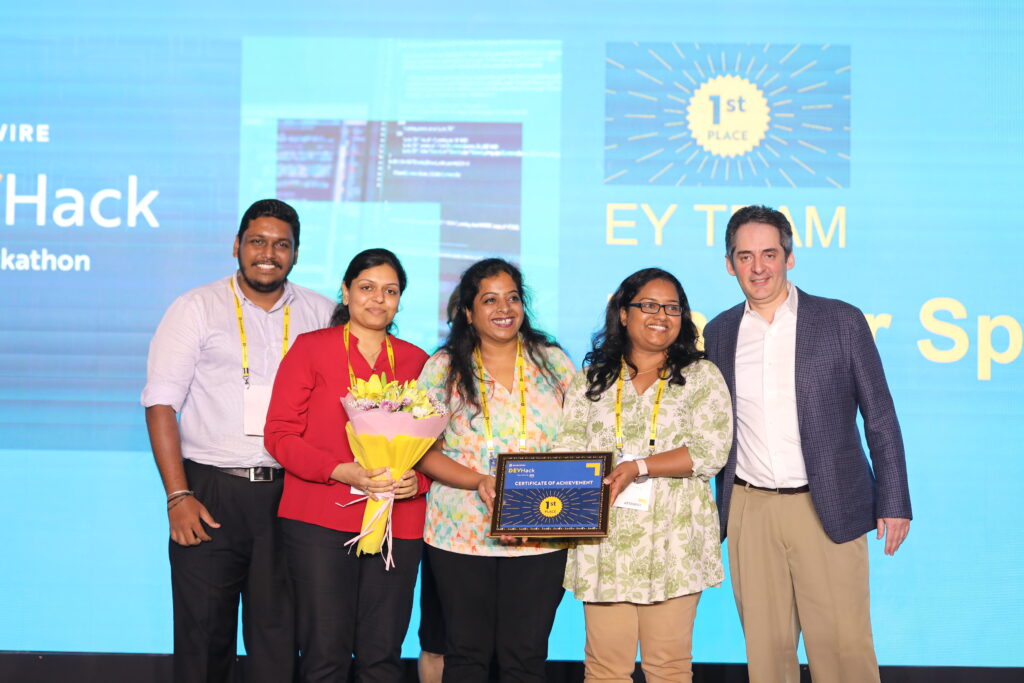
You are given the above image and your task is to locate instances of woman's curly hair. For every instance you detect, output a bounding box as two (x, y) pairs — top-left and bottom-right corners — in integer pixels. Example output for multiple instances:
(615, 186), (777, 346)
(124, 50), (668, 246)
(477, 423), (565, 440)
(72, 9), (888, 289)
(439, 258), (564, 414)
(583, 267), (703, 401)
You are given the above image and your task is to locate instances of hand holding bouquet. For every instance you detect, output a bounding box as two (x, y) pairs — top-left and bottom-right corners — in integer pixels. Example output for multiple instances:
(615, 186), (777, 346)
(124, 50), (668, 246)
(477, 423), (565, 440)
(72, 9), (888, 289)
(340, 374), (448, 568)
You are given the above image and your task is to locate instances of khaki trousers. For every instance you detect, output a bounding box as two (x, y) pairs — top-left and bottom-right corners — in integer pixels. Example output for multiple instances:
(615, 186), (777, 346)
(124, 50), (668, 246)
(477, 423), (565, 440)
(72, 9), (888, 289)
(583, 592), (701, 683)
(728, 484), (880, 683)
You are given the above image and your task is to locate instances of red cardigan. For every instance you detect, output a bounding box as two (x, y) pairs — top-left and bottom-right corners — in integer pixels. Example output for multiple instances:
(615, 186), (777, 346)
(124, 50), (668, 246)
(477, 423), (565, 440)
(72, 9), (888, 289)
(264, 325), (430, 538)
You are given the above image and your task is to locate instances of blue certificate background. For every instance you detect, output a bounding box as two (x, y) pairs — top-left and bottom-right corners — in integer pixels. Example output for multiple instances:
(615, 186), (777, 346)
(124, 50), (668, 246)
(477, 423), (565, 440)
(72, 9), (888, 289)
(498, 458), (605, 530)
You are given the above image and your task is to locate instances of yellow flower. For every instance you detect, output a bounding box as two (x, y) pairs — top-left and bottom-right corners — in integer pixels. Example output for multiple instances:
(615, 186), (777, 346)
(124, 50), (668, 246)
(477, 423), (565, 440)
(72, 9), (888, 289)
(348, 373), (445, 418)
(352, 373), (388, 401)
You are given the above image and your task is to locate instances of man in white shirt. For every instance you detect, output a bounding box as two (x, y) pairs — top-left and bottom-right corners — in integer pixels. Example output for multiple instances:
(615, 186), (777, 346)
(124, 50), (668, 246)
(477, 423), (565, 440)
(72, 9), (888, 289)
(703, 205), (912, 683)
(142, 199), (334, 682)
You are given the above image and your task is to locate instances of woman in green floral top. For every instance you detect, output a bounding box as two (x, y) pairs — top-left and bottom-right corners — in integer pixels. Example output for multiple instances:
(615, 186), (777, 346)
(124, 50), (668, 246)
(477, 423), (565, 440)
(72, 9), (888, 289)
(558, 267), (732, 682)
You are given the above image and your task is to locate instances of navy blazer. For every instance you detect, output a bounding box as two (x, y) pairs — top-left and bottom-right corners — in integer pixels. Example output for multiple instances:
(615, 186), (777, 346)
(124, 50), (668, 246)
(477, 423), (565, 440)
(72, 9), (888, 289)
(703, 289), (912, 544)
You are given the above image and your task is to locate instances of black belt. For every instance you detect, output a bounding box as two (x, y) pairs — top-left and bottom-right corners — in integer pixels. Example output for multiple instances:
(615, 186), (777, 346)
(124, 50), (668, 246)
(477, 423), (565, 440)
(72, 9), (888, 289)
(735, 475), (809, 495)
(217, 466), (282, 482)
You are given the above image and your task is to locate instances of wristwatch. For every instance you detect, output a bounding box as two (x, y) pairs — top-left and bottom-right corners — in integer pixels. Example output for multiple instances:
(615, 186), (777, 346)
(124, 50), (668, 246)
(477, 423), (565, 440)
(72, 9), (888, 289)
(634, 458), (650, 484)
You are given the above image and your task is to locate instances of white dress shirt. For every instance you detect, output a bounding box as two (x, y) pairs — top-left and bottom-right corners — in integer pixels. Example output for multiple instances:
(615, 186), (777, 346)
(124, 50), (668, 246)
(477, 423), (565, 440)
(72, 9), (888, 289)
(141, 274), (334, 468)
(734, 282), (807, 488)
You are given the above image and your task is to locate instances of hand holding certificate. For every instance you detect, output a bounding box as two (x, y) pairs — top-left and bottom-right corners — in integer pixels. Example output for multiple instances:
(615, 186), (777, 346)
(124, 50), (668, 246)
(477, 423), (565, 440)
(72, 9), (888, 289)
(489, 452), (613, 538)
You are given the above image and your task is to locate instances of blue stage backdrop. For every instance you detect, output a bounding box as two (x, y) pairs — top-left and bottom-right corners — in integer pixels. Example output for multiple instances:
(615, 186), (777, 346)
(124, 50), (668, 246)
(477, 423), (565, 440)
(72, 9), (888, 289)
(1, 0), (1022, 668)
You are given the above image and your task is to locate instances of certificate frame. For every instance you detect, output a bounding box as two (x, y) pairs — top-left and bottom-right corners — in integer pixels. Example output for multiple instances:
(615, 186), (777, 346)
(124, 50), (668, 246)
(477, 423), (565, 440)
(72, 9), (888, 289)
(489, 451), (613, 538)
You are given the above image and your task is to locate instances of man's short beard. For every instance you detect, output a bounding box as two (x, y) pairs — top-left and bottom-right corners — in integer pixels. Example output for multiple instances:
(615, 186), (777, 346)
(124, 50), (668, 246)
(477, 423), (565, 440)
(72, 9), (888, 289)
(238, 255), (291, 293)
(240, 270), (287, 293)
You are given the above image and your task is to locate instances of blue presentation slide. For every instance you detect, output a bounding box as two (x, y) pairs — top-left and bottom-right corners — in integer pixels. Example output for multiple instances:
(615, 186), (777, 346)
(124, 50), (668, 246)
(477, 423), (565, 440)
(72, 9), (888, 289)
(1, 0), (1022, 669)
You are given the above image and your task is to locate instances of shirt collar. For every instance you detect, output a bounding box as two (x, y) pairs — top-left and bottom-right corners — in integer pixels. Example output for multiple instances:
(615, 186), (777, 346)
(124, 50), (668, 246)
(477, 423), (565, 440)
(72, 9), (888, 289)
(230, 272), (294, 312)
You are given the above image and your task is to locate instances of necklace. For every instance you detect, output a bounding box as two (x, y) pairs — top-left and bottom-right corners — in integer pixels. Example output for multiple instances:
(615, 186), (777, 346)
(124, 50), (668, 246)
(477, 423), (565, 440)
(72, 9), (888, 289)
(474, 337), (528, 474)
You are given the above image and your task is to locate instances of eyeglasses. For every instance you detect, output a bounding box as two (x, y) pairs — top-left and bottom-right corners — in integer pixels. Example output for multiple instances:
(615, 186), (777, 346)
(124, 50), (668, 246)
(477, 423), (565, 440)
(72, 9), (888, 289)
(626, 302), (683, 316)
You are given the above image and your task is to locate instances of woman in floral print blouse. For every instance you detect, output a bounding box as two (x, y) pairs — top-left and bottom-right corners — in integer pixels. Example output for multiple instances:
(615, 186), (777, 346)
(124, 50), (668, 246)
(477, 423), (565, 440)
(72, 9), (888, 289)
(558, 267), (732, 682)
(416, 258), (575, 683)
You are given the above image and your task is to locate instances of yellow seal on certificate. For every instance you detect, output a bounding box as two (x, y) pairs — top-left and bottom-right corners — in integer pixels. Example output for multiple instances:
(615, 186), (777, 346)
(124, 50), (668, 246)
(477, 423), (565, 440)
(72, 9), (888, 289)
(539, 496), (563, 517)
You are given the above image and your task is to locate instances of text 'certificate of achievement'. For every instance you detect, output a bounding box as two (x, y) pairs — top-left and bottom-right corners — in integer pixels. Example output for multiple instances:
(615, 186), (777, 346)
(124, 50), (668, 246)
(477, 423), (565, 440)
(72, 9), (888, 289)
(490, 452), (613, 538)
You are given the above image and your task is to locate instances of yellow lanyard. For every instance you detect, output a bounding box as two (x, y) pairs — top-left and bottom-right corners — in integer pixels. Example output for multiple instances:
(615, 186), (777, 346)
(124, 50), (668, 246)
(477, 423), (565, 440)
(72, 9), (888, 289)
(229, 277), (290, 386)
(342, 323), (396, 389)
(615, 358), (667, 457)
(474, 337), (528, 463)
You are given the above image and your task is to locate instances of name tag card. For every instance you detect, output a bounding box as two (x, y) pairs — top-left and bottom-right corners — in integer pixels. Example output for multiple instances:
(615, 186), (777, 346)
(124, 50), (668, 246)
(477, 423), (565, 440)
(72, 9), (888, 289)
(243, 384), (273, 436)
(612, 452), (653, 512)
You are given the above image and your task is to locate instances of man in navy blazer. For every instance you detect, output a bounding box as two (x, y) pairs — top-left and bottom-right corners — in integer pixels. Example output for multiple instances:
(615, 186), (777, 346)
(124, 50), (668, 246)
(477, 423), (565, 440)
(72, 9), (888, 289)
(703, 205), (911, 683)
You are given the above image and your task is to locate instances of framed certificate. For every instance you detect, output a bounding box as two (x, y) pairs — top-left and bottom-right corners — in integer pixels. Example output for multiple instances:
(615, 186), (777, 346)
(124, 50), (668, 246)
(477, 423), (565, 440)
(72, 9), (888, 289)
(489, 452), (613, 538)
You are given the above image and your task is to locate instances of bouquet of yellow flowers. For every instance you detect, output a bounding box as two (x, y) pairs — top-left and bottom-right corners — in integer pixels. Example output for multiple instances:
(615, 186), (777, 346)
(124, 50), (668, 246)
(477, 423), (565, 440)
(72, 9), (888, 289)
(340, 373), (448, 568)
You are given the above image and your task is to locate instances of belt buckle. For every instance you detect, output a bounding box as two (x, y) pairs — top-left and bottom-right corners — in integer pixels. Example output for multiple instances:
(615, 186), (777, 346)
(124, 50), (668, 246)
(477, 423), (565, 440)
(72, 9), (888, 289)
(249, 467), (273, 482)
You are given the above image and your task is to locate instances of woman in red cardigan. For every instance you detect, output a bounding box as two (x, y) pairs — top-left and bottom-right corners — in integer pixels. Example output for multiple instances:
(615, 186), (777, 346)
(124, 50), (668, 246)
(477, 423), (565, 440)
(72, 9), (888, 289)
(264, 248), (429, 683)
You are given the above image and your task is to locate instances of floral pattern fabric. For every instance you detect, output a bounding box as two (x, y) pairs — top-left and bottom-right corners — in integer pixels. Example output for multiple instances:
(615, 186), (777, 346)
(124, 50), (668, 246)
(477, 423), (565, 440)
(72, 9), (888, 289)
(559, 360), (732, 603)
(418, 345), (575, 557)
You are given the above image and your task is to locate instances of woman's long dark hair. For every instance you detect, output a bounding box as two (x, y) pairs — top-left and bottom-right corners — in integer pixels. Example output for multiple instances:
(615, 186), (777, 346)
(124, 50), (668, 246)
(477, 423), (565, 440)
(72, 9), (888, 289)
(439, 258), (564, 414)
(583, 267), (703, 401)
(329, 248), (408, 331)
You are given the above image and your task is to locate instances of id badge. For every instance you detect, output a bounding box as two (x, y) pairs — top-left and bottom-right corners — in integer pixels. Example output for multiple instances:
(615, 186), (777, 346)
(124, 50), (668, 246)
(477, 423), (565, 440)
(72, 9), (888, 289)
(243, 384), (273, 436)
(612, 452), (653, 512)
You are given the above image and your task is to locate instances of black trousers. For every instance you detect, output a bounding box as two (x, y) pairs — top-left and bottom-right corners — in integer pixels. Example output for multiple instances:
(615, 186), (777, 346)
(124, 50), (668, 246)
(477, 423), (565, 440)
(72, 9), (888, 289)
(281, 518), (422, 683)
(169, 460), (295, 683)
(426, 546), (567, 683)
(417, 545), (446, 654)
